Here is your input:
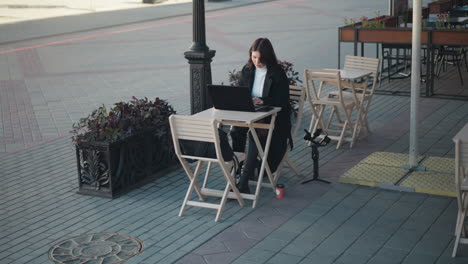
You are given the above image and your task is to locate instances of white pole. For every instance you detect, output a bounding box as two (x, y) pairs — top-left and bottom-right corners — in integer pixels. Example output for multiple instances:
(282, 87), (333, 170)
(409, 0), (421, 168)
(389, 0), (394, 16)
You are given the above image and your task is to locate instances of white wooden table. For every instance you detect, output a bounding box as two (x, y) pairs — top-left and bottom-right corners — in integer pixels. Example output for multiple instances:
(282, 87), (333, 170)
(194, 107), (281, 208)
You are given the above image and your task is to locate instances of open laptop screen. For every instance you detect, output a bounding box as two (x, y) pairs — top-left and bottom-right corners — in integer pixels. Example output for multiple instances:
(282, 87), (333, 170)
(207, 85), (257, 112)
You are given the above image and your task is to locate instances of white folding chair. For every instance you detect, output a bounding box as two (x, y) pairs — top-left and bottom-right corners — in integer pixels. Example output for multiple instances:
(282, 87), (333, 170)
(169, 115), (244, 222)
(274, 85), (306, 180)
(304, 69), (357, 149)
(453, 124), (468, 257)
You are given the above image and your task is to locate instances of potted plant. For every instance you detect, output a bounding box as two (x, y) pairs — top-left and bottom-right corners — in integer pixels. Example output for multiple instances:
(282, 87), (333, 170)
(71, 97), (177, 198)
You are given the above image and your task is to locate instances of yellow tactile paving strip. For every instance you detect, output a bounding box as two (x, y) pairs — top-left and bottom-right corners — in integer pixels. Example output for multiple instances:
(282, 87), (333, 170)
(339, 152), (456, 197)
(360, 152), (424, 167)
(400, 171), (456, 197)
(339, 164), (408, 187)
(421, 157), (455, 174)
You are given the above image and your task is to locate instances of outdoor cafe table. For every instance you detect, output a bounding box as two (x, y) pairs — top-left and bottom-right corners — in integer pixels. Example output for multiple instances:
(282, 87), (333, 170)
(193, 107), (281, 208)
(324, 68), (373, 145)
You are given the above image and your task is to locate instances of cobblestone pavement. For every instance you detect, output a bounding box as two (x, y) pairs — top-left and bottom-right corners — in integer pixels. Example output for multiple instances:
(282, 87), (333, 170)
(1, 0), (468, 263)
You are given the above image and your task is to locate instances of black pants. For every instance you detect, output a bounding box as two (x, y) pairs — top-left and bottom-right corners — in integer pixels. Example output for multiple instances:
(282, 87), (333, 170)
(238, 132), (266, 189)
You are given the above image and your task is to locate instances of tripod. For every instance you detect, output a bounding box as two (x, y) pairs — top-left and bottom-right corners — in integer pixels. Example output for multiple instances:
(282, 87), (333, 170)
(301, 129), (331, 184)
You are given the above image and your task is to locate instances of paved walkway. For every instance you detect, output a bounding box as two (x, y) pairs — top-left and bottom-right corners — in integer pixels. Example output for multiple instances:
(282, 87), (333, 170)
(0, 0), (191, 25)
(176, 93), (468, 264)
(2, 92), (468, 263)
(1, 0), (468, 263)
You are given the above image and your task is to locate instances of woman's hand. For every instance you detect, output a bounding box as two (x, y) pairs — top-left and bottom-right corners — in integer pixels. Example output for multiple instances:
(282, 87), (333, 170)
(252, 97), (263, 105)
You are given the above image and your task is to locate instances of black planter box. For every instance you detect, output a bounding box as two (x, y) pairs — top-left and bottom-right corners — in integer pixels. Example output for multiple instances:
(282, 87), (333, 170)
(75, 129), (178, 198)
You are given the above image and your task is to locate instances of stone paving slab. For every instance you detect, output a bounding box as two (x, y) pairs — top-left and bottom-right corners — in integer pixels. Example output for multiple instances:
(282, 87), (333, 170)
(338, 152), (457, 198)
(359, 152), (425, 167)
(422, 156), (456, 174)
(229, 186), (468, 264)
(179, 88), (468, 263)
(400, 171), (456, 197)
(339, 163), (408, 187)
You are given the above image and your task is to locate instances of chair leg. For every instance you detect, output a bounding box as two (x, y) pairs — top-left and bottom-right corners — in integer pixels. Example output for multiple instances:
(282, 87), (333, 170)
(308, 105), (325, 146)
(326, 107), (335, 130)
(362, 99), (372, 134)
(349, 108), (360, 148)
(456, 56), (464, 85)
(463, 49), (468, 71)
(215, 182), (231, 222)
(223, 164), (245, 207)
(453, 234), (461, 258)
(179, 161), (204, 217)
(453, 209), (467, 257)
(333, 106), (344, 124)
(202, 162), (213, 188)
(336, 120), (348, 149)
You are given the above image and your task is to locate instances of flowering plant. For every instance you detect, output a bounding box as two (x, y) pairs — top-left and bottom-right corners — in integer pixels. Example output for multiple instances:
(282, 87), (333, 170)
(434, 13), (449, 28)
(363, 16), (385, 28)
(71, 97), (176, 143)
(343, 17), (357, 27)
(343, 11), (386, 28)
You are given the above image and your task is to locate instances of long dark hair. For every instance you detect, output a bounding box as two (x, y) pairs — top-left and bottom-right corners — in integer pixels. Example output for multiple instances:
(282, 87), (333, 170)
(247, 38), (278, 69)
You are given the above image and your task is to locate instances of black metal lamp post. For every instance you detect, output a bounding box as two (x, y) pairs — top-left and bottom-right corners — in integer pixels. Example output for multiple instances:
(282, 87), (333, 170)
(185, 0), (216, 114)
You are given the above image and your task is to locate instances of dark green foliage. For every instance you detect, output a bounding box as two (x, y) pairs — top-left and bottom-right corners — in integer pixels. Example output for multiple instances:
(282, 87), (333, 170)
(71, 97), (176, 143)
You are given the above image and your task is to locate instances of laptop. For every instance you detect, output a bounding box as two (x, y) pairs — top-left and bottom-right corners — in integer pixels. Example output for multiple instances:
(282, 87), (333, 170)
(207, 84), (272, 112)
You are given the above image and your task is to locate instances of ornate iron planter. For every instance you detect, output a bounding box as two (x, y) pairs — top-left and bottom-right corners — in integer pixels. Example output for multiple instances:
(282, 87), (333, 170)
(75, 129), (177, 198)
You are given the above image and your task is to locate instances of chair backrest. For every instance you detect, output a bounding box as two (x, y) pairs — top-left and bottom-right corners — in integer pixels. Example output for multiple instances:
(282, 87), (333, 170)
(454, 124), (468, 208)
(289, 85), (306, 139)
(169, 115), (224, 162)
(343, 55), (381, 95)
(454, 138), (468, 209)
(304, 69), (343, 102)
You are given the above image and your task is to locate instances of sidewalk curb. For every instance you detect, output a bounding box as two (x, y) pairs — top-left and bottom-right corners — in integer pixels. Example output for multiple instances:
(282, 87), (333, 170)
(0, 0), (272, 45)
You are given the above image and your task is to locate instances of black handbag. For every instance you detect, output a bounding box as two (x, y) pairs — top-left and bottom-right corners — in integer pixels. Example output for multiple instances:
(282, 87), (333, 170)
(230, 127), (248, 153)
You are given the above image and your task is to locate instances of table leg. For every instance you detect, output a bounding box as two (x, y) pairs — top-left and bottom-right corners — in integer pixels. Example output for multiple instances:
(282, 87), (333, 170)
(350, 82), (366, 148)
(249, 113), (277, 208)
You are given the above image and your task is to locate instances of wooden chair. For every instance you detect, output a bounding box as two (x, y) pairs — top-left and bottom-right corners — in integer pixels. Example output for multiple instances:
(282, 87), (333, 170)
(342, 55), (381, 135)
(453, 123), (468, 257)
(273, 85), (306, 180)
(304, 69), (357, 149)
(326, 56), (380, 144)
(169, 115), (244, 222)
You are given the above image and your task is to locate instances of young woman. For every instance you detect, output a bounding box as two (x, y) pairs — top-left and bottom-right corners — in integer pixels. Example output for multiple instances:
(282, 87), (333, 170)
(235, 37), (292, 194)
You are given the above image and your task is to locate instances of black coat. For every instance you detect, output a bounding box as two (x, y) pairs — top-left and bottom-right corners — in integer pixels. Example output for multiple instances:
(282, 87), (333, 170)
(237, 63), (292, 173)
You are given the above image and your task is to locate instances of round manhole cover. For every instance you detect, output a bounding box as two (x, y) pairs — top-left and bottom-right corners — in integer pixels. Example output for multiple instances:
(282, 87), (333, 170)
(49, 233), (143, 264)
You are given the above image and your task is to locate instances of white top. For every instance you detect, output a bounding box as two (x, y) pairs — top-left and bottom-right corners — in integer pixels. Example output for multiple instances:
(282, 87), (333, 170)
(251, 66), (267, 97)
